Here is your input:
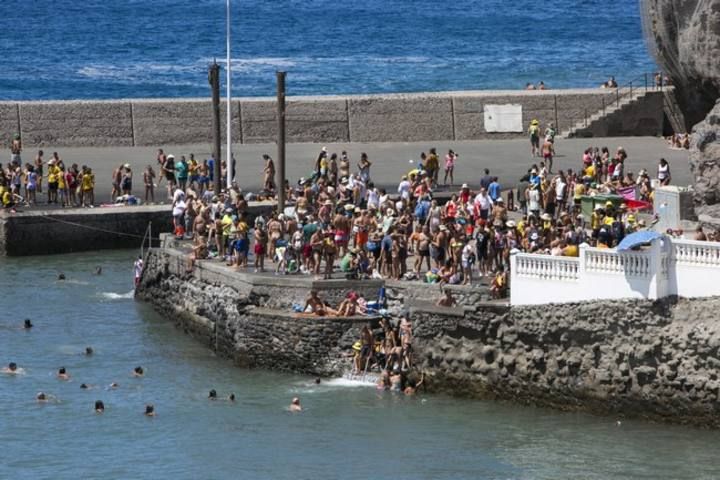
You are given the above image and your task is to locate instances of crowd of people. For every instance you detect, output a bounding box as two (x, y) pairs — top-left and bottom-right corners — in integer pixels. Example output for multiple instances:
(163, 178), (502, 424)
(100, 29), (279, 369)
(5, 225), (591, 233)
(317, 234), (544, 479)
(1, 139), (98, 210)
(168, 139), (683, 299)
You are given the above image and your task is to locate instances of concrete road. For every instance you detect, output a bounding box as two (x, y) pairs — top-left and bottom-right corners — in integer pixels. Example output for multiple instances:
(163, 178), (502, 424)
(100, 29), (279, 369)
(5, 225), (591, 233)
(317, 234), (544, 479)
(19, 137), (691, 204)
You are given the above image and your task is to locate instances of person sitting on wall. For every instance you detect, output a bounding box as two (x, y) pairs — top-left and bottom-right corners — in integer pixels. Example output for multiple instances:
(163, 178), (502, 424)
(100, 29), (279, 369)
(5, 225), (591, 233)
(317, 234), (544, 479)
(490, 266), (508, 299)
(301, 290), (336, 316)
(436, 288), (456, 307)
(336, 291), (360, 317)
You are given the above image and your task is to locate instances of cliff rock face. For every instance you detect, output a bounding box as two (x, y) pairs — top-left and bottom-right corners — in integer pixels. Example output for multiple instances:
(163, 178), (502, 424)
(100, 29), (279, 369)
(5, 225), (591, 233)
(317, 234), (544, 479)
(690, 101), (720, 223)
(642, 0), (720, 128)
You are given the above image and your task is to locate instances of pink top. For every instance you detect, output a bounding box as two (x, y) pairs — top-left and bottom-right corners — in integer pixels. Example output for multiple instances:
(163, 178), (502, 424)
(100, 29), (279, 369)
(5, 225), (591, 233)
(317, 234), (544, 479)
(445, 154), (455, 168)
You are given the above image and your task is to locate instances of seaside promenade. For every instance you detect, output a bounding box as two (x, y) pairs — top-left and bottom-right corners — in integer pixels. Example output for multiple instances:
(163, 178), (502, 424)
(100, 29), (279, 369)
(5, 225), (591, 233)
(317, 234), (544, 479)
(35, 136), (690, 204)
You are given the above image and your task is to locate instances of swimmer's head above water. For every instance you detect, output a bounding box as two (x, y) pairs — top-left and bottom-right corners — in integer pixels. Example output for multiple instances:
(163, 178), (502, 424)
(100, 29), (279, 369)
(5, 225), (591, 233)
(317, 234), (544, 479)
(85, 347), (93, 356)
(94, 400), (105, 413)
(144, 404), (155, 416)
(133, 366), (144, 377)
(208, 389), (217, 400)
(23, 319), (33, 329)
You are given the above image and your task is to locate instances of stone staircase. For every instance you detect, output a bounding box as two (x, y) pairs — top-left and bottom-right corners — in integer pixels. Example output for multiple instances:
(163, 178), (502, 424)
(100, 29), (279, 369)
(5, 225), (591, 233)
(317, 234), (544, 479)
(561, 90), (652, 138)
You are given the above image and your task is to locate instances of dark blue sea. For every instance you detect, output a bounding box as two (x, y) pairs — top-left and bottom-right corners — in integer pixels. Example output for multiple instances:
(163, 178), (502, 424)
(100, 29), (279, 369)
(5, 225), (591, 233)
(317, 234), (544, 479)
(0, 0), (655, 99)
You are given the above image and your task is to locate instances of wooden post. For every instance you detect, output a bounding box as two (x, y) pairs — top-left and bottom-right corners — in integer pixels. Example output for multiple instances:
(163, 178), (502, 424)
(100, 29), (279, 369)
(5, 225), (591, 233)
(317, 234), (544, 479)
(208, 61), (222, 194)
(277, 71), (287, 214)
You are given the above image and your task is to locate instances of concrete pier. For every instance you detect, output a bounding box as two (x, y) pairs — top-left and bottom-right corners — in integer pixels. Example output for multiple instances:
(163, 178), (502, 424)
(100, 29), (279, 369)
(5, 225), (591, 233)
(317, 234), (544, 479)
(137, 244), (720, 427)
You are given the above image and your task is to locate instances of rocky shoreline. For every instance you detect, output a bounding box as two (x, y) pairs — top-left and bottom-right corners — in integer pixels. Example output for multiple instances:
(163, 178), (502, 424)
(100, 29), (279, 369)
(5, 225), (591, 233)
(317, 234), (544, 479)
(138, 246), (720, 427)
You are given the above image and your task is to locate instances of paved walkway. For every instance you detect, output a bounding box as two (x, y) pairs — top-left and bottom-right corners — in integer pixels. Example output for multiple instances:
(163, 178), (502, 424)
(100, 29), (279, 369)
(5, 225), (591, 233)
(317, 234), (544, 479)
(28, 136), (690, 204)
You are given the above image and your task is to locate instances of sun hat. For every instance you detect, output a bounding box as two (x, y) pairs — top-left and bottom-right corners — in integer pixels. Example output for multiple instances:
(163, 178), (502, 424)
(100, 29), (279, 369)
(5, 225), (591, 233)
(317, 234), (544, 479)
(506, 220), (516, 228)
(354, 207), (361, 213)
(167, 154), (175, 160)
(530, 232), (539, 240)
(531, 119), (539, 125)
(344, 204), (355, 211)
(386, 208), (394, 216)
(461, 183), (469, 189)
(123, 163), (130, 169)
(439, 225), (448, 231)
(594, 206), (603, 211)
(541, 213), (552, 220)
(496, 197), (504, 203)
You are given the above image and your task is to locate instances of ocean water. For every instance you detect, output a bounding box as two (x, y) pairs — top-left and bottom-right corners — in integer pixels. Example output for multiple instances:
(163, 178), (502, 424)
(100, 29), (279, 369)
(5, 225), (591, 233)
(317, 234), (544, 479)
(1, 250), (720, 480)
(0, 0), (655, 100)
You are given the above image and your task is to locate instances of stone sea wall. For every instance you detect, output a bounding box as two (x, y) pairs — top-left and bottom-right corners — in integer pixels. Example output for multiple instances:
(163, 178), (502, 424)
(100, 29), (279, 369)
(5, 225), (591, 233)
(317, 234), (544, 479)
(0, 89), (631, 147)
(138, 246), (720, 427)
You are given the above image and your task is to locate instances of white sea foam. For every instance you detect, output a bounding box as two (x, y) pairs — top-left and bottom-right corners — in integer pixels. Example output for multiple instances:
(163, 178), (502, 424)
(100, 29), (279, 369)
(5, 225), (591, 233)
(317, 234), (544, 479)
(324, 376), (377, 388)
(99, 290), (135, 300)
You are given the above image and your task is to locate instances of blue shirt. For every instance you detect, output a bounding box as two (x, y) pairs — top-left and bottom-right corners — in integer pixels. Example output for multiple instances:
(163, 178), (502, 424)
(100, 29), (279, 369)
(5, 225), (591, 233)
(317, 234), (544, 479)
(488, 181), (501, 200)
(207, 158), (215, 181)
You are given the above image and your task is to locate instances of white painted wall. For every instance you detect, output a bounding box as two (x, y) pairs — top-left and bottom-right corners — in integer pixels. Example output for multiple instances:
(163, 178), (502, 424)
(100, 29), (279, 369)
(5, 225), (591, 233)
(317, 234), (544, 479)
(511, 238), (715, 305)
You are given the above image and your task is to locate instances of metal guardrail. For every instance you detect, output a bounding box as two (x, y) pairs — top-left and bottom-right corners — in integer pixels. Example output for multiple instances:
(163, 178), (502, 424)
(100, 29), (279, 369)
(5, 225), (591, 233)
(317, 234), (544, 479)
(564, 73), (667, 135)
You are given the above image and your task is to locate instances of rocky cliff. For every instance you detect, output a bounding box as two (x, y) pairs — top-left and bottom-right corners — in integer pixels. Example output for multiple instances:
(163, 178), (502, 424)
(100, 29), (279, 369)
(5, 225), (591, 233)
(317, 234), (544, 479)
(641, 0), (720, 129)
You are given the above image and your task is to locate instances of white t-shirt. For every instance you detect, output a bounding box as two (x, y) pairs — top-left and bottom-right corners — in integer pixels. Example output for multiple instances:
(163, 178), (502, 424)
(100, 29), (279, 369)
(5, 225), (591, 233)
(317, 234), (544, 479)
(555, 181), (566, 201)
(172, 200), (186, 217)
(367, 189), (379, 209)
(474, 193), (492, 211)
(398, 180), (411, 200)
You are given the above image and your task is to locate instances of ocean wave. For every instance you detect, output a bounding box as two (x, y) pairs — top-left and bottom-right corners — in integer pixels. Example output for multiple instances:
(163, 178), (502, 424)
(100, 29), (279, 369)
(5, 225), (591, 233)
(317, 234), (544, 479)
(99, 290), (135, 300)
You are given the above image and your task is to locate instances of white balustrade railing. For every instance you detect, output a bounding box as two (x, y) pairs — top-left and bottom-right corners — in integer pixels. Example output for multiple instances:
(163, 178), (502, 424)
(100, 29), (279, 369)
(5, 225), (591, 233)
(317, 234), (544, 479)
(584, 247), (651, 277)
(514, 253), (579, 281)
(512, 238), (720, 305)
(672, 239), (720, 267)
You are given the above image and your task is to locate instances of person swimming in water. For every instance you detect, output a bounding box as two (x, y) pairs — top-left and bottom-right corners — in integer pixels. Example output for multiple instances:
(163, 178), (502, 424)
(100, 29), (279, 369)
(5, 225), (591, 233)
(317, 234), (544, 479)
(228, 393), (236, 402)
(23, 319), (33, 329)
(58, 273), (66, 281)
(289, 397), (302, 412)
(95, 266), (102, 275)
(36, 392), (48, 402)
(208, 389), (217, 400)
(403, 372), (424, 396)
(57, 367), (70, 380)
(133, 366), (144, 377)
(85, 347), (94, 356)
(80, 383), (91, 390)
(108, 382), (119, 389)
(144, 404), (155, 416)
(2, 362), (21, 374)
(94, 400), (105, 413)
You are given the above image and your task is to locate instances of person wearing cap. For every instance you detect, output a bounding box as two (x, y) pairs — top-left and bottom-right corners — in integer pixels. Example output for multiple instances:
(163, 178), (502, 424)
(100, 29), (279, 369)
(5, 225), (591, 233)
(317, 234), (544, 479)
(528, 119), (541, 157)
(46, 157), (61, 204)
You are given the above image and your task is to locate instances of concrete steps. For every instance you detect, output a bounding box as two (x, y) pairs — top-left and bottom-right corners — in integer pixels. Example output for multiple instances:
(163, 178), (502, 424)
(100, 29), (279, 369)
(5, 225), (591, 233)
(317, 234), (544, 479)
(561, 91), (649, 138)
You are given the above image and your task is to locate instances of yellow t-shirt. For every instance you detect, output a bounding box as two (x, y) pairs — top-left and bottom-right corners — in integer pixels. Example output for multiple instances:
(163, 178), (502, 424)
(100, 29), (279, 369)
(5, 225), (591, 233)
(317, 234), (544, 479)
(584, 165), (595, 178)
(82, 173), (94, 191)
(48, 166), (59, 183)
(58, 172), (66, 189)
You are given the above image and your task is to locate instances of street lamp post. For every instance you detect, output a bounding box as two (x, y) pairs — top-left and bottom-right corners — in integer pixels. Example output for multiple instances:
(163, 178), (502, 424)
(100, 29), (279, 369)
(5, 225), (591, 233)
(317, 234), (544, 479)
(226, 0), (233, 190)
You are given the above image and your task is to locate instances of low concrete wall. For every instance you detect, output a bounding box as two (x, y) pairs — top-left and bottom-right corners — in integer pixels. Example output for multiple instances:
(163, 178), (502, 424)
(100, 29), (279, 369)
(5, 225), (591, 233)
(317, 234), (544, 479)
(2, 88), (649, 147)
(0, 206), (172, 256)
(138, 246), (720, 427)
(0, 201), (276, 256)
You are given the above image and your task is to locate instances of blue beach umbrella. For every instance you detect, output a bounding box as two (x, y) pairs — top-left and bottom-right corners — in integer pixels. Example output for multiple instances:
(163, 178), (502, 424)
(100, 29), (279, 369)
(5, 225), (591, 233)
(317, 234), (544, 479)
(616, 231), (663, 251)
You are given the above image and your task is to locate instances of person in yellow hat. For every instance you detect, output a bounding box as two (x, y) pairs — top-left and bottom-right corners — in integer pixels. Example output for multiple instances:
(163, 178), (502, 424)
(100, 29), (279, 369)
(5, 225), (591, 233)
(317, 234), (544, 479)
(528, 119), (541, 157)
